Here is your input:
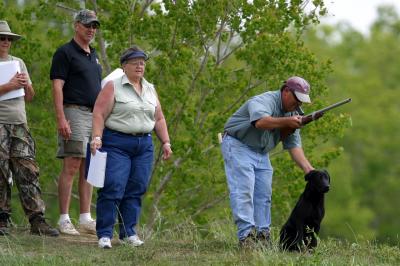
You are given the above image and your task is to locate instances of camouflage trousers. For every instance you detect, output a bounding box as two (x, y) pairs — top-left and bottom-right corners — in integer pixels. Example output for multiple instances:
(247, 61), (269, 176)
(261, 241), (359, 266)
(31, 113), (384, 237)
(0, 123), (45, 219)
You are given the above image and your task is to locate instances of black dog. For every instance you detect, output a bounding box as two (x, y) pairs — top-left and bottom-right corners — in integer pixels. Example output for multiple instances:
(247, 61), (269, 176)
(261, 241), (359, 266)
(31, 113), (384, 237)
(279, 170), (330, 251)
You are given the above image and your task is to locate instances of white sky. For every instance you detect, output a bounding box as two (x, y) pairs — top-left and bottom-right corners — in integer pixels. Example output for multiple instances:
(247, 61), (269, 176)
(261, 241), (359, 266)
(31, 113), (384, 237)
(320, 0), (400, 34)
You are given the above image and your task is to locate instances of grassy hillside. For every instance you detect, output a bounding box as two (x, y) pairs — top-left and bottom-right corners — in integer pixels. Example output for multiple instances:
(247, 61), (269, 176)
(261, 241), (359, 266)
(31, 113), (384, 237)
(1, 222), (399, 266)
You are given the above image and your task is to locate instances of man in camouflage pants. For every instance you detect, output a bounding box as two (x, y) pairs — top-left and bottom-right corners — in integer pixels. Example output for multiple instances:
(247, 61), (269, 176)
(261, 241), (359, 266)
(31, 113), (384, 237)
(0, 20), (59, 236)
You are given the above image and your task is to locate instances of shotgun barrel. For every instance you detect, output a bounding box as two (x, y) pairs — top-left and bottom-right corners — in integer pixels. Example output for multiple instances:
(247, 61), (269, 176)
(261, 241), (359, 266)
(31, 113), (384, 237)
(301, 98), (352, 125)
(311, 98), (352, 114)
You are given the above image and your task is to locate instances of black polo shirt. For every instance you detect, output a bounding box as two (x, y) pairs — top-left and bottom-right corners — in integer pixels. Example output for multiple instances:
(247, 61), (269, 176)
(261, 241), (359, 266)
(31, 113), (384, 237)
(50, 39), (102, 108)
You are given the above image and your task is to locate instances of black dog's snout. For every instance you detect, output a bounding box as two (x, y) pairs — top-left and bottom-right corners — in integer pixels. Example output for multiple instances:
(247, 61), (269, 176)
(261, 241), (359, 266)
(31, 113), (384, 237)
(321, 185), (330, 193)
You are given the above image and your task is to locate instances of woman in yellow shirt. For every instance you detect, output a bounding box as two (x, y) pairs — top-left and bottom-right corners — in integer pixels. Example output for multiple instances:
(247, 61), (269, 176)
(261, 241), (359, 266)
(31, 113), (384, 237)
(90, 45), (172, 249)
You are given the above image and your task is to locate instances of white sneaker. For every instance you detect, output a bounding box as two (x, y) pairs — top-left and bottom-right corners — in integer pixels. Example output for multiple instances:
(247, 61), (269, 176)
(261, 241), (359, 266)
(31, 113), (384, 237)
(121, 235), (144, 247)
(79, 219), (96, 235)
(98, 237), (112, 249)
(58, 220), (80, 235)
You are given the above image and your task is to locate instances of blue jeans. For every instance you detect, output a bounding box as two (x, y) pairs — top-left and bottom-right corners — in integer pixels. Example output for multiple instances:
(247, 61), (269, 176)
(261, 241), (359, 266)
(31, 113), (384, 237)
(221, 135), (273, 240)
(96, 128), (153, 239)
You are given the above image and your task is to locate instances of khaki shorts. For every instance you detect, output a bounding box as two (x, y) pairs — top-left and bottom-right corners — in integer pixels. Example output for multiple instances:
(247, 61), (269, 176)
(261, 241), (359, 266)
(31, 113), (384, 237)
(56, 107), (92, 158)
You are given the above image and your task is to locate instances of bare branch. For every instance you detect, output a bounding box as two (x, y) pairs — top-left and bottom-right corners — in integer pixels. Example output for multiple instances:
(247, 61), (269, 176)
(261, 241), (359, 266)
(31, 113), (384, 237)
(95, 30), (111, 75)
(191, 192), (228, 218)
(194, 88), (207, 125)
(222, 28), (235, 56)
(168, 192), (228, 231)
(129, 1), (137, 45)
(300, 0), (311, 10)
(55, 3), (77, 13)
(140, 0), (155, 18)
(90, 0), (111, 74)
(201, 144), (215, 154)
(216, 42), (244, 65)
(169, 46), (210, 134)
(221, 79), (265, 115)
(146, 156), (184, 230)
(215, 19), (227, 64)
(170, 20), (178, 50)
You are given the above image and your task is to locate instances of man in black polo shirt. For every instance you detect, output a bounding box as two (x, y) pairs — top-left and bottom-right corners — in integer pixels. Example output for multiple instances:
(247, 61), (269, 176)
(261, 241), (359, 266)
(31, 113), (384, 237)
(50, 9), (102, 236)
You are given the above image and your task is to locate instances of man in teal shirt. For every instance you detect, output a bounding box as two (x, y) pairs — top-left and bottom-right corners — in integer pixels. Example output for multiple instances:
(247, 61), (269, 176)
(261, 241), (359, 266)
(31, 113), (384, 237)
(221, 76), (316, 246)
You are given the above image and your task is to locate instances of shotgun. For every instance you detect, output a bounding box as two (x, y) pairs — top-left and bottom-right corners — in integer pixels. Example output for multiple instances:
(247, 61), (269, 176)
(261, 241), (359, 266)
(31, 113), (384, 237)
(300, 98), (352, 126)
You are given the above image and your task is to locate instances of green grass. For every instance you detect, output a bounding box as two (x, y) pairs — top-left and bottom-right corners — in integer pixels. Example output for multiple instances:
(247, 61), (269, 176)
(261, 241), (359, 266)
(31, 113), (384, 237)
(0, 222), (399, 266)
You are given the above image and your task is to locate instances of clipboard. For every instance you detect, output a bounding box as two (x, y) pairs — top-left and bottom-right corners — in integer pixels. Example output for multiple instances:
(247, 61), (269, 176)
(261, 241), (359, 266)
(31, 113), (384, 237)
(0, 61), (25, 101)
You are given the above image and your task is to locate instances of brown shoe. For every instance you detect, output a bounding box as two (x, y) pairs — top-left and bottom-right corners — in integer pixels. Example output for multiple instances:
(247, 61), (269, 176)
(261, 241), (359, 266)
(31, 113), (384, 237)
(256, 230), (272, 247)
(239, 230), (257, 249)
(0, 213), (10, 236)
(30, 216), (59, 237)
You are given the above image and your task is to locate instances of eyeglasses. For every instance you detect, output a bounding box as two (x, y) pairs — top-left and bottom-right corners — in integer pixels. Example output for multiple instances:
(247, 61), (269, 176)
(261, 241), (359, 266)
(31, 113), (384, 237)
(291, 91), (302, 104)
(126, 61), (146, 67)
(0, 36), (13, 42)
(81, 23), (99, 30)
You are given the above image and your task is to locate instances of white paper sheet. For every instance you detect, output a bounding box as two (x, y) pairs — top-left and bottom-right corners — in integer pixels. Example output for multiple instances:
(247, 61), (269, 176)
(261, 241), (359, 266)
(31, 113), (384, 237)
(87, 150), (107, 188)
(0, 61), (25, 101)
(101, 68), (124, 89)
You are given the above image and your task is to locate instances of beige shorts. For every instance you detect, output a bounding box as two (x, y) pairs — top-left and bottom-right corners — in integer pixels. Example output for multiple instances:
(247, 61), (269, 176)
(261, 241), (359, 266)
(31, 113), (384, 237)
(56, 106), (92, 158)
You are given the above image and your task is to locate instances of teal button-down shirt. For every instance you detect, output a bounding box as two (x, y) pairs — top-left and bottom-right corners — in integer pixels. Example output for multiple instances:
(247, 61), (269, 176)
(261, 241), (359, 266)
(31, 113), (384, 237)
(224, 90), (301, 153)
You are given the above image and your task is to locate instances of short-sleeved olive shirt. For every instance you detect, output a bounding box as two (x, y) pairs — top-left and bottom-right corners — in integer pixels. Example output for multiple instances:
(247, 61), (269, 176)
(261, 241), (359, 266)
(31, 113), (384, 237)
(105, 75), (158, 134)
(224, 90), (301, 153)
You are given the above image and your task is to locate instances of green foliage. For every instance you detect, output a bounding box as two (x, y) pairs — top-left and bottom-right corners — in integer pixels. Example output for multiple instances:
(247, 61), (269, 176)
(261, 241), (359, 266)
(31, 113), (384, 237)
(1, 0), (349, 236)
(304, 4), (400, 244)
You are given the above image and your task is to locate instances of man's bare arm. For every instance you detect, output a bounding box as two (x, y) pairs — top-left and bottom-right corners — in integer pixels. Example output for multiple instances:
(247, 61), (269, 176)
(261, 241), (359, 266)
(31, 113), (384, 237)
(52, 79), (71, 139)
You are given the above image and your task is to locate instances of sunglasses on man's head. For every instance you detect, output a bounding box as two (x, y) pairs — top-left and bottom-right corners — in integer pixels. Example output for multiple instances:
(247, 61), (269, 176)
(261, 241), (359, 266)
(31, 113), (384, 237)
(0, 36), (13, 42)
(81, 23), (99, 30)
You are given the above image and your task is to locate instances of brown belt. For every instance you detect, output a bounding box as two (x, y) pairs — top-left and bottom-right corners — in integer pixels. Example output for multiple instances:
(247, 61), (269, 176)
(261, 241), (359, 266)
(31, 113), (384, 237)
(64, 104), (93, 112)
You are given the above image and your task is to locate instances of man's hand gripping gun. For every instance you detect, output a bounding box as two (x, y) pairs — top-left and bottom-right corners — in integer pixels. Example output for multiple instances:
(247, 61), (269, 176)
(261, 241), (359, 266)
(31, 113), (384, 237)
(280, 98), (352, 141)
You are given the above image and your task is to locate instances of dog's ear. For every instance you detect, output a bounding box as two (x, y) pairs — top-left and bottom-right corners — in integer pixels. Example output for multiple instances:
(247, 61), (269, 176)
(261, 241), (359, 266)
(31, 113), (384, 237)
(304, 170), (316, 181)
(323, 169), (331, 182)
(304, 172), (309, 181)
